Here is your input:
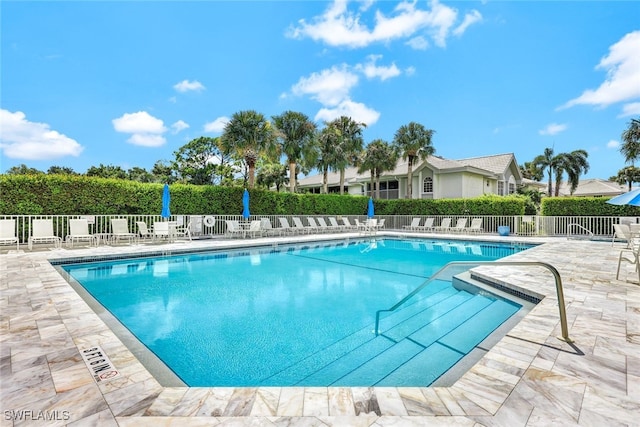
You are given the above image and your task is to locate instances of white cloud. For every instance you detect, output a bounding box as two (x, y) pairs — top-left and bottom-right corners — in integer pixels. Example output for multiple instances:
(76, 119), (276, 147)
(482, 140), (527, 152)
(173, 79), (206, 93)
(315, 99), (380, 126)
(204, 116), (229, 133)
(607, 139), (620, 149)
(619, 102), (640, 117)
(560, 30), (640, 110)
(112, 111), (167, 147)
(0, 109), (84, 160)
(405, 66), (416, 76)
(539, 123), (568, 136)
(406, 36), (429, 50)
(171, 120), (189, 134)
(292, 64), (359, 106)
(288, 0), (480, 49)
(453, 10), (482, 37)
(356, 54), (401, 81)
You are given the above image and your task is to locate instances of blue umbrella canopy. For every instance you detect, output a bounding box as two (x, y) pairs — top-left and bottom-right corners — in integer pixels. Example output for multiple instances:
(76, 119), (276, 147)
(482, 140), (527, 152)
(367, 197), (374, 218)
(161, 183), (171, 218)
(606, 188), (640, 206)
(242, 189), (250, 219)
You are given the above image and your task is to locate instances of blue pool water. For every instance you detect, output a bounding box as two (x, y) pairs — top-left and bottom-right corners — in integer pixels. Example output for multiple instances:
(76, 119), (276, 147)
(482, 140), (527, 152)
(62, 238), (531, 386)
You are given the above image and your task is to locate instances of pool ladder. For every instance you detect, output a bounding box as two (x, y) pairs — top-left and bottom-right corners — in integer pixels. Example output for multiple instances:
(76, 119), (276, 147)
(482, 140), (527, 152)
(374, 261), (573, 343)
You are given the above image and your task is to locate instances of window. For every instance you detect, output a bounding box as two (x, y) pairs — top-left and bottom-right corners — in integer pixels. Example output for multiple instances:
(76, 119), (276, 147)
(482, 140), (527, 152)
(423, 177), (433, 193)
(508, 182), (515, 194)
(498, 181), (504, 196)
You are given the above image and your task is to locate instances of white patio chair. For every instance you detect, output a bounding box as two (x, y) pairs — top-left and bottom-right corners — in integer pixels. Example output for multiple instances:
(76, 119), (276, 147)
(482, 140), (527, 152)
(466, 218), (483, 234)
(136, 221), (153, 240)
(260, 218), (282, 236)
(66, 219), (98, 247)
(28, 219), (62, 250)
(278, 217), (297, 234)
(416, 217), (435, 232)
(451, 218), (468, 233)
(245, 220), (263, 238)
(175, 221), (192, 241)
(225, 220), (245, 238)
(612, 224), (631, 248)
(403, 218), (422, 231)
(292, 217), (313, 234)
(434, 218), (452, 233)
(0, 219), (19, 250)
(110, 218), (137, 244)
(328, 217), (346, 231)
(341, 217), (358, 231)
(617, 232), (640, 283)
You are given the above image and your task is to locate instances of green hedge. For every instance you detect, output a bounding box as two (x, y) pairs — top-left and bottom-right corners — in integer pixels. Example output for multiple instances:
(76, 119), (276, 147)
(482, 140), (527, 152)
(0, 174), (526, 216)
(541, 197), (638, 216)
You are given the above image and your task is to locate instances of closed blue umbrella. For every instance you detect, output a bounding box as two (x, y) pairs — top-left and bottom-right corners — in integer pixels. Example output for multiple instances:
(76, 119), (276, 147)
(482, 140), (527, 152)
(161, 183), (171, 218)
(242, 189), (250, 219)
(606, 188), (640, 206)
(367, 197), (374, 218)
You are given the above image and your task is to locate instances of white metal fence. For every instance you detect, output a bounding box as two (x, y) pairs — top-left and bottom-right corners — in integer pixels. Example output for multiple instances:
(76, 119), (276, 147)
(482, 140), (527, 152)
(1, 214), (635, 246)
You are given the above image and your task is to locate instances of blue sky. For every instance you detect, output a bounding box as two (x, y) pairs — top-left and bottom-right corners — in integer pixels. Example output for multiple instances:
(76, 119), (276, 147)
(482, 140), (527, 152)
(1, 1), (639, 180)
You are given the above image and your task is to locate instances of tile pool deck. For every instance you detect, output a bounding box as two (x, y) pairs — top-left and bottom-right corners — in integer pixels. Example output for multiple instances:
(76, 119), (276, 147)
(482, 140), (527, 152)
(1, 232), (639, 426)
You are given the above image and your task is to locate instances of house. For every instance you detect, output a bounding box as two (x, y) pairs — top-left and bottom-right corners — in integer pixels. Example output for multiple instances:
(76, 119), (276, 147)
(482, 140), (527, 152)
(522, 178), (628, 197)
(297, 153), (523, 199)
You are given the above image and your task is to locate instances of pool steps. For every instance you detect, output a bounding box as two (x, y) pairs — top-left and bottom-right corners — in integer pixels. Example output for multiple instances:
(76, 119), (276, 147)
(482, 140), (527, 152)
(261, 279), (520, 386)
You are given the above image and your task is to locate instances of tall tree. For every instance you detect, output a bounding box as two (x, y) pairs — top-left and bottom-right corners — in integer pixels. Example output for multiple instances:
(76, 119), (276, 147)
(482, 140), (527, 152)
(47, 166), (77, 175)
(358, 139), (398, 199)
(127, 167), (154, 183)
(620, 117), (640, 165)
(6, 164), (44, 175)
(221, 110), (277, 188)
(324, 116), (365, 195)
(555, 149), (589, 195)
(151, 160), (177, 184)
(392, 122), (435, 199)
(86, 164), (127, 179)
(173, 136), (227, 185)
(256, 161), (289, 192)
(532, 147), (589, 196)
(519, 161), (544, 181)
(613, 165), (640, 191)
(272, 111), (317, 193)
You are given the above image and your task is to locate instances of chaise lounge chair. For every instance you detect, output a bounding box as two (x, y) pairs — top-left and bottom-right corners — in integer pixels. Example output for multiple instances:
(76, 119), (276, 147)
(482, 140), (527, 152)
(404, 218), (422, 231)
(111, 218), (137, 244)
(416, 217), (435, 232)
(612, 224), (631, 248)
(450, 218), (468, 233)
(28, 219), (62, 250)
(466, 218), (483, 234)
(66, 218), (98, 247)
(292, 217), (314, 234)
(433, 218), (452, 233)
(0, 219), (19, 250)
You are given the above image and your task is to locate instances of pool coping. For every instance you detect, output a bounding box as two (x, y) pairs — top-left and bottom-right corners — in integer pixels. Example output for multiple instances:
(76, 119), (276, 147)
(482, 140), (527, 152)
(1, 231), (639, 425)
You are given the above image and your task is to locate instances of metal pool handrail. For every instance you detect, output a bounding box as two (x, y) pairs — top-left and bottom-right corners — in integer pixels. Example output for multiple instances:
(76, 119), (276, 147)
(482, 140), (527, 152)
(567, 223), (594, 239)
(374, 260), (573, 343)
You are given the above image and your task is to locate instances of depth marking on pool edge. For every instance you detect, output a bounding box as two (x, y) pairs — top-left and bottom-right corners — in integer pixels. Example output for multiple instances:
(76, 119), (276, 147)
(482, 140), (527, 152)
(79, 346), (120, 383)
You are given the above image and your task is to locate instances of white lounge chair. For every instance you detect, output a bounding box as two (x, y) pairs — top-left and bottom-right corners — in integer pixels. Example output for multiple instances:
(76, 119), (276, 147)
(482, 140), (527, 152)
(175, 221), (192, 241)
(360, 219), (377, 235)
(225, 220), (245, 238)
(434, 218), (452, 233)
(278, 217), (298, 234)
(451, 218), (468, 233)
(317, 217), (339, 232)
(66, 219), (98, 247)
(0, 219), (19, 250)
(292, 217), (313, 234)
(376, 218), (386, 230)
(467, 218), (483, 234)
(245, 220), (263, 238)
(307, 217), (326, 233)
(110, 218), (137, 244)
(260, 218), (282, 236)
(28, 219), (62, 250)
(617, 233), (640, 283)
(328, 217), (346, 231)
(612, 224), (631, 247)
(416, 217), (435, 232)
(341, 217), (358, 231)
(404, 218), (422, 231)
(136, 221), (153, 240)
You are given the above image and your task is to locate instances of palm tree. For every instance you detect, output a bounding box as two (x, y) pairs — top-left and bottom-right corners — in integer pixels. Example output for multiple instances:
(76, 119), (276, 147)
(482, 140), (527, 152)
(324, 116), (365, 195)
(358, 139), (398, 199)
(392, 122), (435, 199)
(314, 126), (339, 194)
(553, 149), (589, 196)
(221, 110), (277, 188)
(614, 165), (640, 191)
(533, 147), (589, 196)
(620, 117), (640, 165)
(272, 111), (317, 193)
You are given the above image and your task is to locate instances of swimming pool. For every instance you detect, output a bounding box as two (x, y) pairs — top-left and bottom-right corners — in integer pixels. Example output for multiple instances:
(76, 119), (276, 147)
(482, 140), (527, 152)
(60, 237), (534, 387)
